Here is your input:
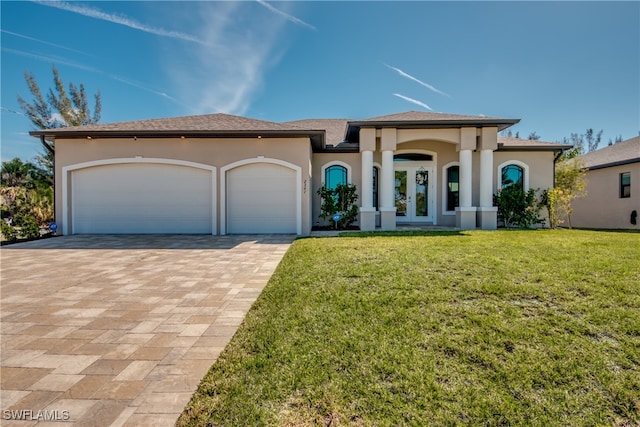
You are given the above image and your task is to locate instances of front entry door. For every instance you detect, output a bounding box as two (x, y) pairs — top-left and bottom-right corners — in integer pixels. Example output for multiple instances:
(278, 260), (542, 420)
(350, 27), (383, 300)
(395, 166), (434, 222)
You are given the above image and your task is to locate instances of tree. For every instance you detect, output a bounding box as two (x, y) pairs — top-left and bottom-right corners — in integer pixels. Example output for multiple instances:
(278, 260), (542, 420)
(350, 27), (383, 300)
(561, 128), (603, 154)
(543, 154), (587, 229)
(608, 135), (623, 146)
(1, 158), (54, 241)
(16, 65), (102, 166)
(527, 131), (541, 141)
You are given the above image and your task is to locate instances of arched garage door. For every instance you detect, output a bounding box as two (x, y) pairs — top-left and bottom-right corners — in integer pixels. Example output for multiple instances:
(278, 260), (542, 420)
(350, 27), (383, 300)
(70, 162), (214, 234)
(226, 162), (297, 234)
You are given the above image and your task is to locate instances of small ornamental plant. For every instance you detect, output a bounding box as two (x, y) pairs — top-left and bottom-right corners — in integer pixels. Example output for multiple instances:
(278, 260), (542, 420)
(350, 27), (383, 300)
(317, 183), (359, 229)
(494, 185), (543, 228)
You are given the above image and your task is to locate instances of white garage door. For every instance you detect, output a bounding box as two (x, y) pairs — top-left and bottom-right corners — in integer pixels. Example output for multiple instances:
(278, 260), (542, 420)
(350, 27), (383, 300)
(72, 163), (213, 234)
(226, 163), (297, 234)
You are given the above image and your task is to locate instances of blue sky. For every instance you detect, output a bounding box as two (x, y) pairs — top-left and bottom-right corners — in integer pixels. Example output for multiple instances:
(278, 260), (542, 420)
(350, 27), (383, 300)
(1, 1), (639, 162)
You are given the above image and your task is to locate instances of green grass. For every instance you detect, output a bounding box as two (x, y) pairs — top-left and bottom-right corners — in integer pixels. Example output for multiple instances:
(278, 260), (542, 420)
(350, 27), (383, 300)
(177, 229), (640, 426)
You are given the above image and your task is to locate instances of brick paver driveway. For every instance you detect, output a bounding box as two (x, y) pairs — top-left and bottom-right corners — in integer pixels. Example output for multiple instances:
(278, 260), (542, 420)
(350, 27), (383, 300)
(0, 234), (294, 426)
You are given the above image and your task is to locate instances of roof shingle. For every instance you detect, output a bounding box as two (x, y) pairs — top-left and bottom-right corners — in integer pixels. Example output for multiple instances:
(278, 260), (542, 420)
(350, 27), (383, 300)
(578, 136), (640, 169)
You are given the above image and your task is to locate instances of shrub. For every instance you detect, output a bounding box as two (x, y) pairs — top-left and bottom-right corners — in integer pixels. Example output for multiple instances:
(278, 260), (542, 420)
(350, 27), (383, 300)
(494, 186), (543, 228)
(317, 183), (359, 229)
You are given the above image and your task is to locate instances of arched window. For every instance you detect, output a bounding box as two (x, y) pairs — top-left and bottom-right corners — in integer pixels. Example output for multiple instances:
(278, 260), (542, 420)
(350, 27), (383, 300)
(324, 164), (348, 190)
(501, 164), (524, 190)
(446, 165), (459, 211)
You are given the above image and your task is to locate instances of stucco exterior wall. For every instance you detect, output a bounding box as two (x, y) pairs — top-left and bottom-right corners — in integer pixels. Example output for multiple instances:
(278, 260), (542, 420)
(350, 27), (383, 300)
(54, 136), (313, 235)
(311, 152), (361, 227)
(493, 151), (556, 192)
(570, 163), (639, 229)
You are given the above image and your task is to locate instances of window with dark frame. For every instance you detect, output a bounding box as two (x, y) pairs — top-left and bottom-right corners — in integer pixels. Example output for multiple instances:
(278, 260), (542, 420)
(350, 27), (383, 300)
(501, 164), (524, 190)
(620, 172), (631, 198)
(446, 165), (459, 211)
(325, 165), (347, 190)
(372, 166), (379, 209)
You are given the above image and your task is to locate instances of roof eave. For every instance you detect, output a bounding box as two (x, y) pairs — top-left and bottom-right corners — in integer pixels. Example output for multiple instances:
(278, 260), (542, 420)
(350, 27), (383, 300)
(585, 157), (640, 170)
(497, 143), (573, 152)
(30, 129), (326, 148)
(349, 118), (521, 132)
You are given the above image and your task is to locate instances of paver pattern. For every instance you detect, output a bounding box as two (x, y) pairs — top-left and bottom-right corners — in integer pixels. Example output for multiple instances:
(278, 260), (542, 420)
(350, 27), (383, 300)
(1, 234), (294, 426)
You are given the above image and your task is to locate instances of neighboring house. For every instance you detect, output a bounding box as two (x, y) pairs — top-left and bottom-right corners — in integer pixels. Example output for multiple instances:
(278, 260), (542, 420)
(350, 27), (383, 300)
(570, 136), (640, 229)
(30, 111), (569, 236)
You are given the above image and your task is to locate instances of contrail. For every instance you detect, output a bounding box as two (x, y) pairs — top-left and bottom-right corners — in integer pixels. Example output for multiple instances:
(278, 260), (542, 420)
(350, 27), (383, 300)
(256, 0), (317, 31)
(32, 0), (208, 45)
(1, 29), (91, 56)
(4, 47), (180, 104)
(393, 93), (432, 111)
(385, 63), (450, 97)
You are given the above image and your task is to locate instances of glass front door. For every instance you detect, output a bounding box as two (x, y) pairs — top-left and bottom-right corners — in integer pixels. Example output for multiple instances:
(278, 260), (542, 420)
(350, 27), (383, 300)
(394, 166), (433, 222)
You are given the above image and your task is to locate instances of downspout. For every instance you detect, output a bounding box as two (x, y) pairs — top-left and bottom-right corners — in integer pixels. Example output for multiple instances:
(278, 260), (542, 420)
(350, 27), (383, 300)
(552, 148), (570, 188)
(39, 135), (54, 156)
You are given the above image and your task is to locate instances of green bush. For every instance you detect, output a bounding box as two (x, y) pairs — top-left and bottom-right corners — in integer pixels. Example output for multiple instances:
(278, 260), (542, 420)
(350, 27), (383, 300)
(1, 220), (17, 242)
(317, 183), (359, 229)
(13, 214), (41, 240)
(494, 185), (543, 228)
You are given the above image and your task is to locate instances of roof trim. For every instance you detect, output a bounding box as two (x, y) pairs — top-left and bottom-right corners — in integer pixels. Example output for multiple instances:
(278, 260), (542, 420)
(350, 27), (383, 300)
(348, 118), (520, 131)
(586, 157), (640, 171)
(497, 142), (573, 152)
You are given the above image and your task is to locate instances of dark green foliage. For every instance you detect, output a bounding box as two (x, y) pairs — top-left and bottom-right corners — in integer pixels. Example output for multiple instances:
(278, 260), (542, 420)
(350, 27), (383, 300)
(1, 158), (54, 241)
(317, 183), (359, 229)
(494, 185), (543, 228)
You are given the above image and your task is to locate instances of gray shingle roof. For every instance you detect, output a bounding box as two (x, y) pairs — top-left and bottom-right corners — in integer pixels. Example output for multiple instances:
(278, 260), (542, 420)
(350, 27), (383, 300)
(364, 111), (512, 122)
(32, 113), (301, 133)
(498, 136), (572, 151)
(29, 111), (565, 152)
(284, 119), (350, 146)
(578, 136), (640, 169)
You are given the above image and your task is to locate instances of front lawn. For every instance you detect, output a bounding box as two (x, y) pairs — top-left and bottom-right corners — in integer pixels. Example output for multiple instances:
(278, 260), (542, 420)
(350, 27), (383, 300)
(178, 229), (639, 426)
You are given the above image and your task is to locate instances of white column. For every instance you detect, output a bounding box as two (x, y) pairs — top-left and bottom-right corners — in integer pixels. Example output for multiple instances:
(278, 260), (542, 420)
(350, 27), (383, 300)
(380, 150), (394, 208)
(479, 149), (494, 208)
(459, 149), (473, 208)
(361, 150), (373, 209)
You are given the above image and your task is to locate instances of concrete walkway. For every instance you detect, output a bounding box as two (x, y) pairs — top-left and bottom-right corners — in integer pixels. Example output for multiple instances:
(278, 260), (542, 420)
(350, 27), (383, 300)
(0, 235), (294, 426)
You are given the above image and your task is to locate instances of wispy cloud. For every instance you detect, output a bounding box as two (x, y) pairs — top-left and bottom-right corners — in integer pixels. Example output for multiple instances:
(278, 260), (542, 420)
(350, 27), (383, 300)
(166, 2), (293, 115)
(393, 93), (432, 111)
(32, 0), (208, 45)
(385, 63), (449, 97)
(256, 0), (317, 31)
(1, 29), (92, 56)
(3, 47), (180, 104)
(1, 107), (24, 115)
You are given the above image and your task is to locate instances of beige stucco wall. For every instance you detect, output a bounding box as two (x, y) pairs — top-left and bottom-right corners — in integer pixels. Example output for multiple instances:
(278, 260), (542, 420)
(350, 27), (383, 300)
(570, 163), (640, 229)
(311, 152), (362, 227)
(54, 136), (313, 235)
(493, 151), (556, 192)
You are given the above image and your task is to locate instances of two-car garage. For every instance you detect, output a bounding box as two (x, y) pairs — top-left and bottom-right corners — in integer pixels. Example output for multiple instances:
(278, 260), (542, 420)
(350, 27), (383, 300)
(64, 158), (300, 235)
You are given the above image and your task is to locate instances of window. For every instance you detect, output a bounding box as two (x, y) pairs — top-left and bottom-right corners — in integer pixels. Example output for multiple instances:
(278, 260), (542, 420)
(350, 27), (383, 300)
(394, 153), (433, 162)
(324, 164), (347, 190)
(620, 172), (631, 198)
(446, 165), (459, 211)
(501, 164), (524, 190)
(372, 166), (379, 209)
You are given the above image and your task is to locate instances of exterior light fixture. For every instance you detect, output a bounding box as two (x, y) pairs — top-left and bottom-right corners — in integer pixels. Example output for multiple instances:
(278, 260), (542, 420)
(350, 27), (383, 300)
(86, 136), (92, 140)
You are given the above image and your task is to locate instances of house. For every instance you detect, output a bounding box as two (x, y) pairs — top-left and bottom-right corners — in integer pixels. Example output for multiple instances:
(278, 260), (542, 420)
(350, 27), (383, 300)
(30, 111), (570, 236)
(570, 137), (640, 229)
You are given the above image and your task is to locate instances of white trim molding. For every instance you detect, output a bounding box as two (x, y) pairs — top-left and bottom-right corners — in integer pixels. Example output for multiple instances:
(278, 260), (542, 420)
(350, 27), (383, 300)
(220, 157), (302, 235)
(61, 157), (217, 236)
(497, 160), (530, 190)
